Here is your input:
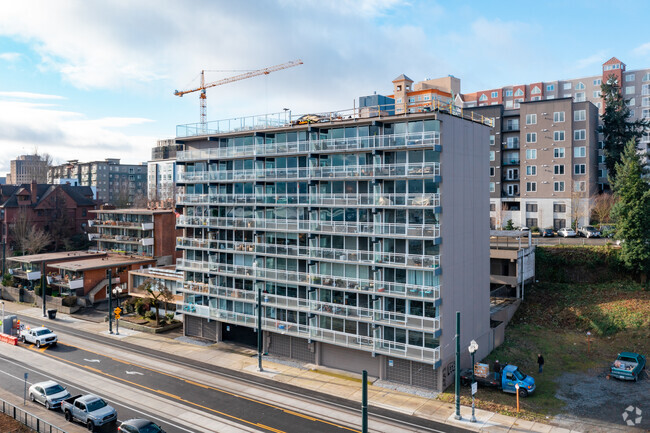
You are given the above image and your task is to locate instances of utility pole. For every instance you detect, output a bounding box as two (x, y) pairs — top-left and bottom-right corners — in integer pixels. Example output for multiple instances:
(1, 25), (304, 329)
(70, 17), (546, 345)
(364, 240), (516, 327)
(257, 284), (263, 371)
(1, 240), (5, 277)
(107, 269), (113, 334)
(361, 370), (368, 433)
(454, 311), (461, 420)
(41, 262), (46, 318)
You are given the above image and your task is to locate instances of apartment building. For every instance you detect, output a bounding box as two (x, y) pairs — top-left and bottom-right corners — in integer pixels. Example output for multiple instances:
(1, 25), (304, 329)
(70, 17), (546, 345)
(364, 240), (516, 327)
(174, 107), (491, 391)
(389, 74), (458, 115)
(467, 98), (599, 229)
(48, 158), (147, 205)
(7, 154), (48, 185)
(88, 208), (179, 266)
(148, 139), (183, 203)
(460, 57), (650, 185)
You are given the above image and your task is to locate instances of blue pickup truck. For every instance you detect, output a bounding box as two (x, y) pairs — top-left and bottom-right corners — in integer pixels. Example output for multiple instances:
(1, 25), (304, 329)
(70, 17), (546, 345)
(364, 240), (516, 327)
(460, 364), (536, 397)
(610, 352), (646, 382)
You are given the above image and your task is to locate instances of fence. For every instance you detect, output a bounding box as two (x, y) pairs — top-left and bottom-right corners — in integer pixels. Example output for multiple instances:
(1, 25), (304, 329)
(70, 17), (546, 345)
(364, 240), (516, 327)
(0, 397), (69, 433)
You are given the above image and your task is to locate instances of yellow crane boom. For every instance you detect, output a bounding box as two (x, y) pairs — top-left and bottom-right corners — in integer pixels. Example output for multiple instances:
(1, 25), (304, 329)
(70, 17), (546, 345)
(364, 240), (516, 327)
(174, 59), (303, 129)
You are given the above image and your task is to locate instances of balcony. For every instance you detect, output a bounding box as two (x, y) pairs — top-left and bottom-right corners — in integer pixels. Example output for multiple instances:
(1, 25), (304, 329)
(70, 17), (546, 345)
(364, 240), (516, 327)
(9, 268), (41, 281)
(88, 219), (154, 230)
(502, 159), (520, 166)
(177, 131), (441, 161)
(177, 162), (440, 183)
(48, 274), (84, 291)
(176, 192), (441, 208)
(177, 261), (441, 301)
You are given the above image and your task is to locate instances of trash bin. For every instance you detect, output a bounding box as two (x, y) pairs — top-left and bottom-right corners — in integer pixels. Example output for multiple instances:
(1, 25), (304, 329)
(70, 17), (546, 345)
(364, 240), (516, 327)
(47, 309), (57, 320)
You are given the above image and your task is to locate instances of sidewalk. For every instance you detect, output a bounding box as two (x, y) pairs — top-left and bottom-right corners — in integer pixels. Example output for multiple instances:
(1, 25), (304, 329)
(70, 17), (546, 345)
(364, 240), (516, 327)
(2, 301), (582, 433)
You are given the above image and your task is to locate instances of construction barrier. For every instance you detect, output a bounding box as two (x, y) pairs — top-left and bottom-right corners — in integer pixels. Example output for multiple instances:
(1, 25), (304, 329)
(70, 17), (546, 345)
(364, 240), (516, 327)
(0, 333), (18, 345)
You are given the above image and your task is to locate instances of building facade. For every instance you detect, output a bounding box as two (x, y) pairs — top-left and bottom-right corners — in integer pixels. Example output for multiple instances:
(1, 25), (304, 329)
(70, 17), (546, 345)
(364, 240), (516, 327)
(7, 154), (48, 185)
(175, 108), (491, 391)
(467, 98), (600, 229)
(48, 159), (147, 205)
(147, 139), (183, 203)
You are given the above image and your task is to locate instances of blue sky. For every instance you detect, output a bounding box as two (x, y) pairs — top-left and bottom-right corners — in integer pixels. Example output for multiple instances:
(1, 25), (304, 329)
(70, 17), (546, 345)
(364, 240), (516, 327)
(1, 0), (649, 173)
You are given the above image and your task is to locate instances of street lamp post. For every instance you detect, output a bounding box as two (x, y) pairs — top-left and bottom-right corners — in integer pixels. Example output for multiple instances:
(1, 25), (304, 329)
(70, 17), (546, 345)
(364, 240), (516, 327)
(1, 300), (4, 331)
(468, 339), (479, 423)
(586, 331), (591, 355)
(113, 286), (123, 335)
(107, 269), (113, 334)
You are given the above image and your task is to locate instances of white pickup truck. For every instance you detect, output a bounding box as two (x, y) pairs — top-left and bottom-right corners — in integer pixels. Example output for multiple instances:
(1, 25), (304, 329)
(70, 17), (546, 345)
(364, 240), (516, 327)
(19, 327), (58, 348)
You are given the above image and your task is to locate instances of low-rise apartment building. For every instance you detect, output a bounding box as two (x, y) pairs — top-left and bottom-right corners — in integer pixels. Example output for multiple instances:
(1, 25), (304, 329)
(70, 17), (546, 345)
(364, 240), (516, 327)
(175, 106), (492, 391)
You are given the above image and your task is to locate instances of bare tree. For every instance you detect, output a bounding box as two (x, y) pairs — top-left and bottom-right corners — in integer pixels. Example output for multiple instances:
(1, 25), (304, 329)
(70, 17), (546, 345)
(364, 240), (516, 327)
(23, 227), (52, 255)
(137, 278), (167, 326)
(570, 190), (589, 229)
(48, 188), (74, 251)
(591, 192), (618, 225)
(11, 207), (52, 254)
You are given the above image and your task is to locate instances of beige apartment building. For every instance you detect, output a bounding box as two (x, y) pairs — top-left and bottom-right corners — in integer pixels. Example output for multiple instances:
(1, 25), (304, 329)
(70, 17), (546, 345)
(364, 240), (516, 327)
(6, 154), (48, 185)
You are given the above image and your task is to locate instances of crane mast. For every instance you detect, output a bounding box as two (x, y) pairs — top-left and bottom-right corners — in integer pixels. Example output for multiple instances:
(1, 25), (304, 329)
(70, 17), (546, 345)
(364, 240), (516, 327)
(174, 59), (303, 132)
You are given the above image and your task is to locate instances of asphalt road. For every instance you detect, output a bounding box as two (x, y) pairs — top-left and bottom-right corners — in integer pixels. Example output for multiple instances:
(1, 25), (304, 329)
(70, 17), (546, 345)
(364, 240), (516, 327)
(0, 312), (472, 433)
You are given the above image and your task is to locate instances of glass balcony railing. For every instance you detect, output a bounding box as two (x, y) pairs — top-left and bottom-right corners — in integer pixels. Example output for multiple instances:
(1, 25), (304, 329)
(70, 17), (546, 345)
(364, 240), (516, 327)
(88, 219), (154, 230)
(177, 131), (441, 161)
(177, 192), (441, 207)
(178, 303), (440, 363)
(177, 261), (441, 301)
(177, 162), (440, 183)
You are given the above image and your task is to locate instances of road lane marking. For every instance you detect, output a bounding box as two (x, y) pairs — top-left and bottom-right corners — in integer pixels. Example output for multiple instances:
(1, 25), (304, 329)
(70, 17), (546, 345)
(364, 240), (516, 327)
(33, 350), (304, 433)
(256, 424), (285, 433)
(125, 371), (144, 375)
(83, 358), (101, 363)
(55, 341), (360, 432)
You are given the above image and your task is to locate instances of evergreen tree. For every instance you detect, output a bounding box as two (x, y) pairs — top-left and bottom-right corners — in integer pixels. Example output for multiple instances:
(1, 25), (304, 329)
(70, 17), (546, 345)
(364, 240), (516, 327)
(610, 140), (650, 276)
(601, 74), (649, 181)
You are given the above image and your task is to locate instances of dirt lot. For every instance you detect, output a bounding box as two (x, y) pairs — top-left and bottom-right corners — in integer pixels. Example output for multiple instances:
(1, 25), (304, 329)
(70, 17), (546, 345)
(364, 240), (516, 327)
(0, 413), (34, 432)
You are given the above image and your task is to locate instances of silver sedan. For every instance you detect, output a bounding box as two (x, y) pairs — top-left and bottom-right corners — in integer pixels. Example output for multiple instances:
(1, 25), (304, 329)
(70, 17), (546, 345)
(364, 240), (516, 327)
(29, 380), (70, 410)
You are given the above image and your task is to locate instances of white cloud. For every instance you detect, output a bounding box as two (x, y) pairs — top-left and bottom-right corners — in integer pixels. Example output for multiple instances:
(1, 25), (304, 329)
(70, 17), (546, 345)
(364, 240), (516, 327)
(0, 91), (65, 100)
(0, 99), (154, 172)
(0, 52), (21, 62)
(632, 42), (650, 56)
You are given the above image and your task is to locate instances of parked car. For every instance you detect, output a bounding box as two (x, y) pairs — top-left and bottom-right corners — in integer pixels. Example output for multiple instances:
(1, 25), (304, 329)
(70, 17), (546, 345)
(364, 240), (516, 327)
(600, 224), (616, 238)
(28, 380), (70, 410)
(460, 364), (536, 397)
(19, 327), (57, 348)
(557, 227), (576, 237)
(578, 225), (601, 238)
(610, 352), (646, 381)
(541, 228), (554, 237)
(61, 394), (117, 432)
(118, 419), (166, 433)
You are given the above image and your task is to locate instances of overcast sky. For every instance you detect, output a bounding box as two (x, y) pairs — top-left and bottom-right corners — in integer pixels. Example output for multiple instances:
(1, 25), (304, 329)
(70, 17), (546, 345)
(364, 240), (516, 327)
(1, 0), (650, 174)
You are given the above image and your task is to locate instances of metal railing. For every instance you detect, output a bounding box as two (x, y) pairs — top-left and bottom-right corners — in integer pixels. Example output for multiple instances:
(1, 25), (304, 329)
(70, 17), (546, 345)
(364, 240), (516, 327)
(0, 397), (68, 433)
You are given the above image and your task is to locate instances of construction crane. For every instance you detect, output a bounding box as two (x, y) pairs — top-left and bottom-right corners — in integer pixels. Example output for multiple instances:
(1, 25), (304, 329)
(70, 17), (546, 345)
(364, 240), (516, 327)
(174, 59), (303, 131)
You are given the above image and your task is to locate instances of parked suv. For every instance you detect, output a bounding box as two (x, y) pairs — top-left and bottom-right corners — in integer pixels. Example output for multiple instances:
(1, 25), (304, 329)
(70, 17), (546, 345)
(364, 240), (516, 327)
(578, 225), (601, 238)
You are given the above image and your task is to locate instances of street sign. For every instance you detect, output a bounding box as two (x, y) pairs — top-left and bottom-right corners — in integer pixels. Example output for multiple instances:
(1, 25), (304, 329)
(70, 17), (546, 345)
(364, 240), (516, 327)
(114, 307), (122, 315)
(471, 381), (477, 395)
(114, 314), (121, 320)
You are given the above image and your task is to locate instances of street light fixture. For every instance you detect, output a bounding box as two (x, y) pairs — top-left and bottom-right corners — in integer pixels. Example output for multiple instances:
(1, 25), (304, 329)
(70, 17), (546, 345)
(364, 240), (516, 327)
(112, 286), (124, 335)
(468, 339), (479, 423)
(586, 331), (592, 355)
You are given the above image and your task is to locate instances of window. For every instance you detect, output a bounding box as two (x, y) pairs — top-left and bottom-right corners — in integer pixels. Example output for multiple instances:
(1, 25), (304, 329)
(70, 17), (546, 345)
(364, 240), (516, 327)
(491, 91), (498, 98)
(531, 86), (541, 94)
(574, 146), (586, 157)
(479, 94), (488, 101)
(489, 182), (495, 193)
(563, 82), (572, 90)
(626, 86), (635, 95)
(554, 181), (565, 192)
(644, 108), (650, 118)
(643, 84), (650, 95)
(532, 96), (541, 101)
(643, 73), (650, 82)
(554, 130), (565, 141)
(554, 111), (565, 122)
(574, 181), (586, 192)
(526, 132), (537, 143)
(575, 92), (586, 102)
(554, 147), (565, 158)
(526, 218), (538, 227)
(526, 165), (537, 175)
(643, 97), (650, 107)
(526, 149), (537, 159)
(574, 110), (586, 121)
(576, 82), (585, 90)
(526, 114), (537, 125)
(490, 203), (496, 211)
(514, 98), (523, 108)
(574, 129), (586, 140)
(553, 203), (566, 213)
(546, 84), (555, 91)
(514, 88), (524, 96)
(505, 119), (519, 130)
(593, 78), (601, 86)
(505, 100), (513, 108)
(489, 151), (495, 161)
(526, 203), (538, 212)
(593, 90), (601, 98)
(574, 164), (586, 174)
(506, 137), (519, 148)
(546, 95), (555, 100)
(626, 74), (635, 82)
(396, 98), (402, 103)
(505, 89), (513, 97)
(526, 182), (537, 192)
(490, 167), (495, 177)
(490, 135), (495, 146)
(409, 97), (415, 103)
(554, 164), (565, 175)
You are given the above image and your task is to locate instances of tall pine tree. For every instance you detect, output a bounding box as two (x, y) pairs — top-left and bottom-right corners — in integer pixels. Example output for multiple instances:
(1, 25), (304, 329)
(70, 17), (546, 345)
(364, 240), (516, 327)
(601, 74), (649, 181)
(611, 140), (650, 277)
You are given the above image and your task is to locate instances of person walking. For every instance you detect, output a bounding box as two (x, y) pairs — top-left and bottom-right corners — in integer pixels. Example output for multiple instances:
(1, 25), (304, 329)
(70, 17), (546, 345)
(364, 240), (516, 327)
(537, 353), (545, 373)
(494, 359), (501, 374)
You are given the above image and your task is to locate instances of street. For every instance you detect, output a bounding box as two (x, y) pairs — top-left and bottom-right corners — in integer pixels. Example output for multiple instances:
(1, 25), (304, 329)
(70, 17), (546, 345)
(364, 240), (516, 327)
(0, 312), (471, 433)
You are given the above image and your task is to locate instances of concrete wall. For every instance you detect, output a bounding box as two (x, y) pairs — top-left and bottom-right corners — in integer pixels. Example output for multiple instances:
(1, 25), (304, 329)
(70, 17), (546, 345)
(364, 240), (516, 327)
(438, 113), (492, 386)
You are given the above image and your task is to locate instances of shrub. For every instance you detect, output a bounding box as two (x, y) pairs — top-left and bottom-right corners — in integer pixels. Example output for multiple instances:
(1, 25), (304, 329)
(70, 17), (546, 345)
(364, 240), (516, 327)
(531, 226), (540, 233)
(134, 298), (145, 316)
(165, 313), (174, 323)
(145, 310), (157, 321)
(2, 273), (13, 287)
(62, 296), (77, 307)
(504, 219), (515, 230)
